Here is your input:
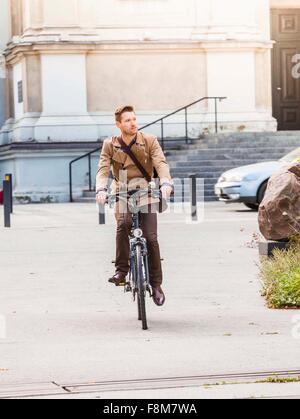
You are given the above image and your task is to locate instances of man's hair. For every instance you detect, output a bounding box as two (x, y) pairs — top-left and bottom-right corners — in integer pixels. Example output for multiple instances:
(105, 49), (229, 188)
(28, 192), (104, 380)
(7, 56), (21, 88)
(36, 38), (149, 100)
(115, 105), (135, 123)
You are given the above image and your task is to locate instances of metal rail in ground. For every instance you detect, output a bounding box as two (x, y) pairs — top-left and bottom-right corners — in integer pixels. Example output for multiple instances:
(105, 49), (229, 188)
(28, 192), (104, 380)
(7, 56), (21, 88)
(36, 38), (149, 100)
(1, 369), (300, 399)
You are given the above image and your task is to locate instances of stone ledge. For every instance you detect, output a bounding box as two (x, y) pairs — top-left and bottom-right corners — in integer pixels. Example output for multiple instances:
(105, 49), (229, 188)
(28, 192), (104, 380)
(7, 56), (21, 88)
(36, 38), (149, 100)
(0, 141), (102, 152)
(259, 240), (289, 257)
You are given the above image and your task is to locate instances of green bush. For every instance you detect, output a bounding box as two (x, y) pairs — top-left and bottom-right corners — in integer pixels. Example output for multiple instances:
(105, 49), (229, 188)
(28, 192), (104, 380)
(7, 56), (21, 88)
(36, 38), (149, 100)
(260, 236), (300, 308)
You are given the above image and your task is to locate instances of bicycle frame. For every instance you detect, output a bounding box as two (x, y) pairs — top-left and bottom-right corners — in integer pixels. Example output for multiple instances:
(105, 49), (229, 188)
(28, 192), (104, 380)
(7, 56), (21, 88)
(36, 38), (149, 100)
(129, 211), (151, 299)
(107, 188), (157, 290)
(107, 187), (159, 329)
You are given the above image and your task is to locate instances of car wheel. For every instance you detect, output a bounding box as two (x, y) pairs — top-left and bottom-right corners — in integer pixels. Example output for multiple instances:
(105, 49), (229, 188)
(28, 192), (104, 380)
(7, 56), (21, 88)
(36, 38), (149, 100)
(257, 180), (269, 205)
(244, 203), (259, 211)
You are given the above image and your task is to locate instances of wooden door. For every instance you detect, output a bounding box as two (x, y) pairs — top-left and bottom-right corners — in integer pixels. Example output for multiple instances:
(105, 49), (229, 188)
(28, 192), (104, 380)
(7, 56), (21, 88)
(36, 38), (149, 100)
(271, 9), (300, 130)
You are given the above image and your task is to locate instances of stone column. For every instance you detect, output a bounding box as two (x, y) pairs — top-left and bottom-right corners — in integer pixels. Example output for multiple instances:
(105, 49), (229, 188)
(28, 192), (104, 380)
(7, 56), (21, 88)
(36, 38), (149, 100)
(0, 56), (6, 128)
(195, 0), (277, 132)
(0, 0), (11, 142)
(23, 0), (44, 32)
(11, 0), (23, 37)
(34, 52), (98, 141)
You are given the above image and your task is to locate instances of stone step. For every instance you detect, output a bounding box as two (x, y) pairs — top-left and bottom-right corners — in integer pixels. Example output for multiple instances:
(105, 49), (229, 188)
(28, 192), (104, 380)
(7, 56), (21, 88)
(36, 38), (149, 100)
(177, 135), (300, 144)
(195, 136), (300, 143)
(193, 146), (299, 153)
(171, 168), (248, 175)
(199, 132), (300, 140)
(80, 132), (300, 204)
(180, 145), (297, 152)
(172, 165), (240, 172)
(185, 149), (293, 157)
(170, 156), (289, 167)
(172, 177), (219, 183)
(166, 146), (296, 158)
(179, 192), (217, 198)
(169, 154), (290, 164)
(159, 133), (300, 154)
(178, 134), (299, 141)
(171, 162), (272, 171)
(171, 172), (222, 178)
(166, 140), (300, 155)
(169, 159), (275, 168)
(172, 199), (217, 203)
(203, 140), (300, 146)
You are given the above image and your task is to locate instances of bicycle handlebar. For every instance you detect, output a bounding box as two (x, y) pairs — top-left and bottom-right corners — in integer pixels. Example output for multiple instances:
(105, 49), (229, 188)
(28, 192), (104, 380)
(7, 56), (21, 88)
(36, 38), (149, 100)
(98, 187), (161, 225)
(107, 188), (160, 206)
(98, 184), (175, 225)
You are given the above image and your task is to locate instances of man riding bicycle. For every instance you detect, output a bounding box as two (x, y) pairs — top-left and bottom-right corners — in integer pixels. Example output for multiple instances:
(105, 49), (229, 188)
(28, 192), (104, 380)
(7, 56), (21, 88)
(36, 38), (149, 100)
(95, 105), (174, 307)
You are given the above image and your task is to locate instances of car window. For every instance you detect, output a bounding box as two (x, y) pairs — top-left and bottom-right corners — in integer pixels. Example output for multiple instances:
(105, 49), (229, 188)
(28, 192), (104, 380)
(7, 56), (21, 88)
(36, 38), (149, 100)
(280, 148), (300, 163)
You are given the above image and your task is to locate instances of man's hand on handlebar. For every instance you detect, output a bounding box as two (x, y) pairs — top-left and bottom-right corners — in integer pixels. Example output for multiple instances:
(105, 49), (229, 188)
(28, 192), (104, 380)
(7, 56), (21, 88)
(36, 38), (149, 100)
(96, 191), (108, 206)
(161, 185), (173, 200)
(96, 183), (174, 206)
(160, 182), (174, 200)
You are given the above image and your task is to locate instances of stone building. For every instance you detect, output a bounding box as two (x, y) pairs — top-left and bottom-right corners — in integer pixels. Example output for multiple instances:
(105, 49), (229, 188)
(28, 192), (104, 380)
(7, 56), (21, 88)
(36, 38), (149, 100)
(0, 0), (299, 202)
(0, 0), (10, 128)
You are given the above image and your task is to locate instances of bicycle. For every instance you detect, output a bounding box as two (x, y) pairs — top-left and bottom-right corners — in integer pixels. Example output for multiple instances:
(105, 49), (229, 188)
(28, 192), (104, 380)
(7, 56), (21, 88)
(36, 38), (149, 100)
(99, 184), (161, 330)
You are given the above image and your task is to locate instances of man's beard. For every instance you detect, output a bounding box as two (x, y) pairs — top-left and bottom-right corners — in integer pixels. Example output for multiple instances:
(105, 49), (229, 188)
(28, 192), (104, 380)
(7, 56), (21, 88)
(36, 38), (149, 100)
(125, 128), (137, 135)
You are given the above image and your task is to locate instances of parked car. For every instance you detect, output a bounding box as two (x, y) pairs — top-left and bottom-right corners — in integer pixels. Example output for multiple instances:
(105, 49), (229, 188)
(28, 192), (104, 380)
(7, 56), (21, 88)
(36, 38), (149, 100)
(214, 147), (300, 210)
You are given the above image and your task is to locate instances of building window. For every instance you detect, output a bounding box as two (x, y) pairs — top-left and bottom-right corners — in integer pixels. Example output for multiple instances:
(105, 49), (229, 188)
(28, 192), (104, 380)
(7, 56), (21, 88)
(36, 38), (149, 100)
(18, 80), (23, 103)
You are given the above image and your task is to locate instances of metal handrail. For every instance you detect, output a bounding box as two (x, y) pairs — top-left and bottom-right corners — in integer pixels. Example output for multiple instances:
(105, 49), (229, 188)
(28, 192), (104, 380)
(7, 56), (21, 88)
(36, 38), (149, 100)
(69, 96), (227, 202)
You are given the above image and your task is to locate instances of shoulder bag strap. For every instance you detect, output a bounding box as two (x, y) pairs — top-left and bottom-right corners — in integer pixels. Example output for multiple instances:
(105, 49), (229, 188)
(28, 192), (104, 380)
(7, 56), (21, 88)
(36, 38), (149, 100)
(117, 136), (152, 182)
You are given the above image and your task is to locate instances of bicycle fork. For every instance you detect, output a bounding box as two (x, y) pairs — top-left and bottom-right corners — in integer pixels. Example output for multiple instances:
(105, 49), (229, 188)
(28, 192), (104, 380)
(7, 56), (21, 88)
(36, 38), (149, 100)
(128, 238), (152, 300)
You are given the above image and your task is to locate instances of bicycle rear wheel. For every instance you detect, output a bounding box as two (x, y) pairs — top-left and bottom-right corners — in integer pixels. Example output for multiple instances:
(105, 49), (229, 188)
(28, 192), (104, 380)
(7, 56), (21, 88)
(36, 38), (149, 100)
(135, 244), (148, 330)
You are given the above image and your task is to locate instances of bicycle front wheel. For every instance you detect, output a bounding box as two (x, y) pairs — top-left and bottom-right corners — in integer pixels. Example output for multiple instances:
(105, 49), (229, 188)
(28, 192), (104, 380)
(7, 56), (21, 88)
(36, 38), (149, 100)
(135, 244), (148, 330)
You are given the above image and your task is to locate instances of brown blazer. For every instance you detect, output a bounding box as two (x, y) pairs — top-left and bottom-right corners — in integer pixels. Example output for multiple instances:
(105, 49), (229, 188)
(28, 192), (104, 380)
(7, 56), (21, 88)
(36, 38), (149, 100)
(96, 131), (173, 196)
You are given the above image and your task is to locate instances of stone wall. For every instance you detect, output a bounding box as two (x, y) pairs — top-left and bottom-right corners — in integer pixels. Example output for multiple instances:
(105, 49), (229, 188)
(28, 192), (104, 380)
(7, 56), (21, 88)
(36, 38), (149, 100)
(0, 0), (282, 143)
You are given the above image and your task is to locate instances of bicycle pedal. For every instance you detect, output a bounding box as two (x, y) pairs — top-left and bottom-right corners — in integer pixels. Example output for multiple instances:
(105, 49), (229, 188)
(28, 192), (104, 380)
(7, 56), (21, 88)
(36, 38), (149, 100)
(115, 281), (126, 287)
(124, 283), (132, 292)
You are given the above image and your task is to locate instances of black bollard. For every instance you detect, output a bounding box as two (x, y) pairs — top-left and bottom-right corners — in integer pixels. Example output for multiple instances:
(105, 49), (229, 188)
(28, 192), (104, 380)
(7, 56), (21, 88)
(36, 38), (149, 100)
(98, 204), (106, 225)
(5, 174), (13, 214)
(189, 174), (198, 222)
(3, 180), (11, 228)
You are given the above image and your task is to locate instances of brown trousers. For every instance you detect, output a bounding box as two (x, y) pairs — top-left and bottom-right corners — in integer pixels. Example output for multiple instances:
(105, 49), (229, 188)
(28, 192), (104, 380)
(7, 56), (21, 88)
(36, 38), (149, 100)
(114, 203), (163, 287)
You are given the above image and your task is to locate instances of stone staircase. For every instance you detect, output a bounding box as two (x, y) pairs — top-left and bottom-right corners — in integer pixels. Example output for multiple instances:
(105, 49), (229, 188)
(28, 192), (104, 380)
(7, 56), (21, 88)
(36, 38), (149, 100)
(78, 132), (300, 203)
(167, 132), (300, 201)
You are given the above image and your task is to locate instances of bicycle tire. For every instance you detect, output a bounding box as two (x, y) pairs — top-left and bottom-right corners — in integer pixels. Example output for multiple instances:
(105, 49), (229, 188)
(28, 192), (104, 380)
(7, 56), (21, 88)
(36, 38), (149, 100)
(135, 244), (148, 330)
(137, 291), (142, 321)
(137, 294), (142, 321)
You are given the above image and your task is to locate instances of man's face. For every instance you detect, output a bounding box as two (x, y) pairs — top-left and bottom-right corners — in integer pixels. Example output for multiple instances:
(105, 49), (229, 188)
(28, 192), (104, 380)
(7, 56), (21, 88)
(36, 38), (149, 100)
(117, 112), (138, 136)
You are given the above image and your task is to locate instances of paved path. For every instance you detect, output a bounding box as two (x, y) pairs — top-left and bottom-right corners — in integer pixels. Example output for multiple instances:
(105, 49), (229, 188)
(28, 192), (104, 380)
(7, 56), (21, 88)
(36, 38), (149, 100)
(0, 202), (299, 398)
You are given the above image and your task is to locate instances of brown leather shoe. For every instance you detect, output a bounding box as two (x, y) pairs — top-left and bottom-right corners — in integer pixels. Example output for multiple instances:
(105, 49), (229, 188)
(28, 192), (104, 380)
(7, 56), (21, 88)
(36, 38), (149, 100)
(108, 273), (127, 286)
(152, 286), (165, 306)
